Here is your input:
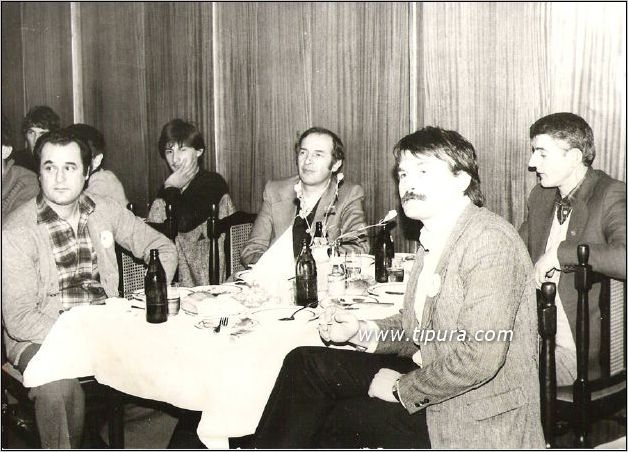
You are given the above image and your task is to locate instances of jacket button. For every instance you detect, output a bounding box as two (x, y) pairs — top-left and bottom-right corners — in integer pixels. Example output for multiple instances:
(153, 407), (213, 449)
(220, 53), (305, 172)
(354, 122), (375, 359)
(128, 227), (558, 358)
(569, 230), (576, 236)
(58, 310), (64, 315)
(422, 398), (430, 404)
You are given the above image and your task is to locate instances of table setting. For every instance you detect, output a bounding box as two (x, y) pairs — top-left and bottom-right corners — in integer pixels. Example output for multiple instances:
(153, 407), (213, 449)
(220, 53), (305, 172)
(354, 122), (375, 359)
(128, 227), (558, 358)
(21, 227), (413, 448)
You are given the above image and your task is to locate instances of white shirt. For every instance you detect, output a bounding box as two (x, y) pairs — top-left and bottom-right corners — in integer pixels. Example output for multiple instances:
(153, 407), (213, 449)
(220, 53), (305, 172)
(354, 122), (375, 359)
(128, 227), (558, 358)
(544, 208), (577, 356)
(410, 196), (471, 366)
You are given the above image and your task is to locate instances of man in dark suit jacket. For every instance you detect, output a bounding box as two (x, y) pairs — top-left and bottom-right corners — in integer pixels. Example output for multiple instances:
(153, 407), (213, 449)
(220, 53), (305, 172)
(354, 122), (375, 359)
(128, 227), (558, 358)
(241, 127), (368, 265)
(253, 127), (545, 448)
(519, 112), (626, 384)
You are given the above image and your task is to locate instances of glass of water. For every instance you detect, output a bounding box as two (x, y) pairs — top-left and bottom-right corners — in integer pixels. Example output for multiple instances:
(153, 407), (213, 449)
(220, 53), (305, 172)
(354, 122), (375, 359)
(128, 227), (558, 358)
(345, 252), (362, 281)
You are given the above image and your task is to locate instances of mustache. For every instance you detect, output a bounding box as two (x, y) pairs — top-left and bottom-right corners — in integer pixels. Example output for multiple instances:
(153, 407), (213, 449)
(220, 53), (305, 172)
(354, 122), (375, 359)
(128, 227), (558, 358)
(401, 192), (426, 203)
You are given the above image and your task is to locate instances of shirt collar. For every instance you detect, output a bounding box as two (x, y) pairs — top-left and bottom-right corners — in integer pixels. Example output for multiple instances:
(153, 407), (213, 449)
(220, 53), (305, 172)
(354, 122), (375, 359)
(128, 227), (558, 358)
(37, 192), (96, 225)
(419, 196), (471, 253)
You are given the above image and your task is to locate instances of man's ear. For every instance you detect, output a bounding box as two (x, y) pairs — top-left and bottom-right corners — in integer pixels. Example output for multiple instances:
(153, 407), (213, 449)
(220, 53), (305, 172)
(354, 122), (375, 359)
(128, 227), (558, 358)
(196, 148), (205, 158)
(455, 171), (472, 194)
(92, 154), (104, 170)
(568, 147), (584, 165)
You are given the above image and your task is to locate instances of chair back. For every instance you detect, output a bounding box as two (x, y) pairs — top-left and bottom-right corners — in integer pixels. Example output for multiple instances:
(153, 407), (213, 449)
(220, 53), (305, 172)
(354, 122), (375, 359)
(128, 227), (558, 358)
(118, 249), (147, 298)
(116, 202), (147, 297)
(229, 222), (254, 276)
(538, 282), (558, 448)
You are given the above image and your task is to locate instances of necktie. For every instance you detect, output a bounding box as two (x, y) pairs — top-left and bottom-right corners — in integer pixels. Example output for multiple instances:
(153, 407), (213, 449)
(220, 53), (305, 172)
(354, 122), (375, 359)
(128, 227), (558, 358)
(555, 196), (571, 225)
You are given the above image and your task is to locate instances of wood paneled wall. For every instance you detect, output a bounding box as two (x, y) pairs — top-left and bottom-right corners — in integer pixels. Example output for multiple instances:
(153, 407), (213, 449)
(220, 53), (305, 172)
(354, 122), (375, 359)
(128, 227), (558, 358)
(2, 2), (625, 249)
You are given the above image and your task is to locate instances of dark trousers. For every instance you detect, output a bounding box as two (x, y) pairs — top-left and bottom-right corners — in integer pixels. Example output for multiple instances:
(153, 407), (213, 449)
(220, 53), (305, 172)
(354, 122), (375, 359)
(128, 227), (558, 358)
(17, 343), (86, 448)
(254, 346), (431, 449)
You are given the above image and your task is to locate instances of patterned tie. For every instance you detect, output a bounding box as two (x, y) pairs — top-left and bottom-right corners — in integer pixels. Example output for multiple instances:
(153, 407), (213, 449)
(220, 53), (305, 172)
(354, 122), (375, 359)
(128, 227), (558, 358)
(555, 196), (572, 225)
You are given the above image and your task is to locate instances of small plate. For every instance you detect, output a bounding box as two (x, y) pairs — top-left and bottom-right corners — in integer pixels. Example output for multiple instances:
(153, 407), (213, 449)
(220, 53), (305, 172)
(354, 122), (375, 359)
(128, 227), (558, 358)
(367, 282), (406, 298)
(131, 287), (192, 303)
(395, 253), (415, 262)
(189, 285), (242, 295)
(320, 295), (381, 309)
(250, 306), (317, 323)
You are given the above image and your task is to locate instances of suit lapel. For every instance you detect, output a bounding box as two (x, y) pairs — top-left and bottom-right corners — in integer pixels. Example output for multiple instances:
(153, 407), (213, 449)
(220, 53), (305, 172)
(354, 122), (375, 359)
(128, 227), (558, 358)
(313, 175), (339, 224)
(531, 194), (555, 261)
(565, 168), (596, 243)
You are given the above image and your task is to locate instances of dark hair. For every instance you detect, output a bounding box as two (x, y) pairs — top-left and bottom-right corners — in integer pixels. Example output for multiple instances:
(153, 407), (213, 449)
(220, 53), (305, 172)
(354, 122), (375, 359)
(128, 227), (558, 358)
(21, 105), (61, 136)
(33, 128), (92, 176)
(294, 127), (345, 167)
(66, 123), (105, 158)
(158, 119), (205, 159)
(529, 112), (595, 166)
(393, 126), (485, 207)
(2, 113), (13, 148)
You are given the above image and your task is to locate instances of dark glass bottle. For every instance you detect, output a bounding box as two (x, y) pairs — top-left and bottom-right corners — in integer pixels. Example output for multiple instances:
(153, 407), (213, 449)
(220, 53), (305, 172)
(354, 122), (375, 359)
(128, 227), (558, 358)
(165, 202), (177, 241)
(295, 238), (318, 307)
(145, 249), (168, 323)
(375, 223), (394, 283)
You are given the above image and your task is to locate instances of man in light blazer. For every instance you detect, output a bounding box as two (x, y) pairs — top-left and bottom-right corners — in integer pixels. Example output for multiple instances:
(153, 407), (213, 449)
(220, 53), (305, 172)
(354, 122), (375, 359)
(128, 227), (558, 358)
(519, 112), (626, 384)
(253, 127), (545, 448)
(240, 126), (368, 265)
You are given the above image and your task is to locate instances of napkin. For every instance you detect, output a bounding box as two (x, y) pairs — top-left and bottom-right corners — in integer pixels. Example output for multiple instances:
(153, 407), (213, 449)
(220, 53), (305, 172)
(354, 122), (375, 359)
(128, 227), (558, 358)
(245, 226), (295, 300)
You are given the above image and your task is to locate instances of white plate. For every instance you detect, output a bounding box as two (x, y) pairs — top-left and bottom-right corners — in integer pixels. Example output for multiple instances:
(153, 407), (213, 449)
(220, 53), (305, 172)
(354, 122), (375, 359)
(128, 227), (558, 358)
(250, 306), (317, 323)
(320, 295), (382, 308)
(189, 285), (242, 295)
(395, 253), (415, 262)
(181, 298), (243, 318)
(132, 287), (192, 303)
(367, 282), (406, 298)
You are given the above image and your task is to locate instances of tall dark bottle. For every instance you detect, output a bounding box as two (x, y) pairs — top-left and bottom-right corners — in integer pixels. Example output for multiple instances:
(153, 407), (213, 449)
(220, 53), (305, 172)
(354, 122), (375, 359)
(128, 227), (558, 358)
(375, 223), (394, 283)
(145, 249), (168, 323)
(295, 238), (318, 307)
(312, 221), (324, 246)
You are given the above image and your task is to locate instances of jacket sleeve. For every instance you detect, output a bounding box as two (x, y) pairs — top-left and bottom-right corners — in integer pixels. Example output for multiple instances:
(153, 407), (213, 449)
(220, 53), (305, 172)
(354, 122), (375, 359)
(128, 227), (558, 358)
(337, 184), (370, 255)
(110, 202), (178, 283)
(241, 181), (274, 265)
(396, 230), (529, 414)
(1, 230), (57, 344)
(557, 181), (626, 279)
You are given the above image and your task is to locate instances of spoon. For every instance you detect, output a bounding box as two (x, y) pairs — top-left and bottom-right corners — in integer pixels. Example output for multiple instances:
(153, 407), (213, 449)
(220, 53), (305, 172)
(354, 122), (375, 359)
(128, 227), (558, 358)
(279, 302), (318, 321)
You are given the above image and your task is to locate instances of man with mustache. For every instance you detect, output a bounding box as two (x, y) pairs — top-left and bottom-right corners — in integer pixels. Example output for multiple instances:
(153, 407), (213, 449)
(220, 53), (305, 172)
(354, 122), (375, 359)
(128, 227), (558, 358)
(254, 127), (544, 448)
(519, 112), (626, 385)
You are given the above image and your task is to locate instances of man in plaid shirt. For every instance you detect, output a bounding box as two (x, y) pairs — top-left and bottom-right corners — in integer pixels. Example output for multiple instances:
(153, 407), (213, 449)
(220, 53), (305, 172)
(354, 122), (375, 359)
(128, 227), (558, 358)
(2, 129), (177, 448)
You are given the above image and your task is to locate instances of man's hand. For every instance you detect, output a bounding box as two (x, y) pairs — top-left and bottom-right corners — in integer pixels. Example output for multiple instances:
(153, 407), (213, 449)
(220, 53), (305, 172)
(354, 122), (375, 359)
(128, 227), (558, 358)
(534, 247), (561, 288)
(164, 157), (197, 190)
(368, 368), (402, 403)
(318, 307), (360, 343)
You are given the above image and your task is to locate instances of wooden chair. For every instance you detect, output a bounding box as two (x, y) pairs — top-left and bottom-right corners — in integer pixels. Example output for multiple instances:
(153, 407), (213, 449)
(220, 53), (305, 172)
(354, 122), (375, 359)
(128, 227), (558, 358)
(206, 205), (257, 283)
(538, 244), (626, 448)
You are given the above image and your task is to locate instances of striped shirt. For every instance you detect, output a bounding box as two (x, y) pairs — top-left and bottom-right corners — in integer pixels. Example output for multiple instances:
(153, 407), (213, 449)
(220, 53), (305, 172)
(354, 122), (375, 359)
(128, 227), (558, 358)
(36, 193), (107, 311)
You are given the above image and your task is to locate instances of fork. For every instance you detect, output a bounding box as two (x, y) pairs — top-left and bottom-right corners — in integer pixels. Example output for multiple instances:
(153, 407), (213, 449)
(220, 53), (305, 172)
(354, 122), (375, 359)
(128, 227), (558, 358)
(214, 317), (228, 332)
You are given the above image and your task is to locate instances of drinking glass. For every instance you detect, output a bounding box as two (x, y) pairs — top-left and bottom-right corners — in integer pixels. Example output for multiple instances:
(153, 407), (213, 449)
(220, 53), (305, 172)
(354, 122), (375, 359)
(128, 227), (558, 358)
(387, 257), (405, 282)
(167, 283), (181, 317)
(345, 252), (362, 281)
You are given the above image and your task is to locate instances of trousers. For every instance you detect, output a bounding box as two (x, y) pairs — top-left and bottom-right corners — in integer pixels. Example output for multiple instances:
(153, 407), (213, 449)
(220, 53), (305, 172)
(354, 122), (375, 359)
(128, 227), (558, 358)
(254, 346), (431, 449)
(18, 343), (86, 449)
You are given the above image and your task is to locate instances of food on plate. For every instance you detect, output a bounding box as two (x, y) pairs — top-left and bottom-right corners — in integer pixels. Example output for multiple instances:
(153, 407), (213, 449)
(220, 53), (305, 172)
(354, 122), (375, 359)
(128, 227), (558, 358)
(187, 291), (215, 302)
(345, 278), (372, 296)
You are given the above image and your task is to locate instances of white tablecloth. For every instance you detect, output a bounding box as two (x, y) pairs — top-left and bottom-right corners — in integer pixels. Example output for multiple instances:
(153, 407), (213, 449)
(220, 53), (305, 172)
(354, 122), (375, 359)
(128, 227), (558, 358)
(22, 297), (398, 448)
(22, 298), (326, 448)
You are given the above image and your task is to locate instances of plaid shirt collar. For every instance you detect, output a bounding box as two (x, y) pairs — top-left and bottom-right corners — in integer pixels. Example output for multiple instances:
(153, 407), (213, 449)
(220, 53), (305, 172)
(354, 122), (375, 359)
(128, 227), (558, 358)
(37, 193), (106, 311)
